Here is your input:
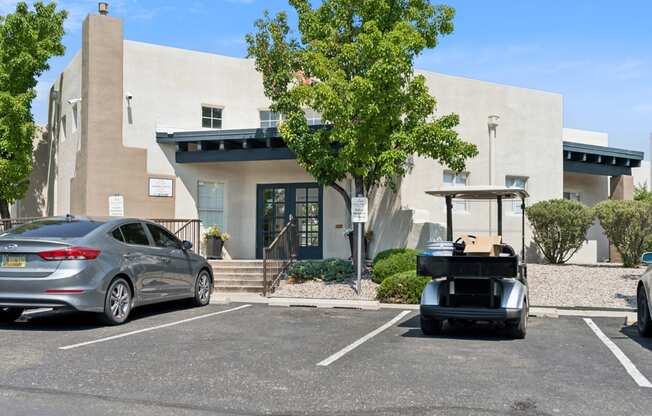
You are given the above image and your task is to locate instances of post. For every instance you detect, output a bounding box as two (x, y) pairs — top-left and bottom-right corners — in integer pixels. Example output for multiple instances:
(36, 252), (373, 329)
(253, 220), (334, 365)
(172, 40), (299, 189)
(262, 248), (268, 297)
(356, 223), (362, 294)
(521, 198), (526, 261)
(445, 196), (453, 241)
(496, 196), (503, 237)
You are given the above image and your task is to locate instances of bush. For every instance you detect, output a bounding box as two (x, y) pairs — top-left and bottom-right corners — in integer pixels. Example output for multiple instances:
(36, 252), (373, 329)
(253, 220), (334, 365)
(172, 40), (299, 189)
(594, 200), (652, 267)
(372, 248), (418, 266)
(287, 258), (354, 282)
(376, 270), (430, 304)
(371, 248), (419, 284)
(526, 199), (594, 264)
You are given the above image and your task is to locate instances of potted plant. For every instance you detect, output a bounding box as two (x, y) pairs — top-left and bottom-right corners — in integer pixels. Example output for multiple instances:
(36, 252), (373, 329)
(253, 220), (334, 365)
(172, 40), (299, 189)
(204, 225), (230, 260)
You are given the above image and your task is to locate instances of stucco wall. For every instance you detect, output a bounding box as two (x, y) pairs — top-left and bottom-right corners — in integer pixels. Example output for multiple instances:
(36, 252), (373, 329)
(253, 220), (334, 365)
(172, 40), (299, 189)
(369, 72), (564, 259)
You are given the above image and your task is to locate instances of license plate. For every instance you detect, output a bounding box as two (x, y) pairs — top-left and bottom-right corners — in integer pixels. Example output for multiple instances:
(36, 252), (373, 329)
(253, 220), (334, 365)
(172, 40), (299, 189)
(2, 255), (27, 268)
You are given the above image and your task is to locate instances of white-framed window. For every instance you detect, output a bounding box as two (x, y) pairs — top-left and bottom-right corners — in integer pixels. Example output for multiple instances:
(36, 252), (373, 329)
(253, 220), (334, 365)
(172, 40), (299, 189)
(304, 108), (323, 126)
(443, 171), (469, 212)
(198, 181), (225, 229)
(260, 110), (282, 128)
(563, 192), (581, 202)
(506, 176), (528, 214)
(202, 106), (223, 129)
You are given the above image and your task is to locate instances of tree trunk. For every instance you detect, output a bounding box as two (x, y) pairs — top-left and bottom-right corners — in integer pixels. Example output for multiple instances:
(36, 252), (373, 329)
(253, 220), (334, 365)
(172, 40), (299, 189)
(330, 182), (351, 216)
(0, 199), (10, 219)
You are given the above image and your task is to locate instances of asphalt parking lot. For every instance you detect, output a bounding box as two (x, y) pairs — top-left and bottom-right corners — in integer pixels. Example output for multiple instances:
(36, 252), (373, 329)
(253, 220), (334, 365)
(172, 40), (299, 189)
(1, 303), (651, 416)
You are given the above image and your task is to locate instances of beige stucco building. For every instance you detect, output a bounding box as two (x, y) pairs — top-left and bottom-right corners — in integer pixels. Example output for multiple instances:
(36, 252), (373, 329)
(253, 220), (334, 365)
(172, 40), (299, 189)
(19, 10), (646, 263)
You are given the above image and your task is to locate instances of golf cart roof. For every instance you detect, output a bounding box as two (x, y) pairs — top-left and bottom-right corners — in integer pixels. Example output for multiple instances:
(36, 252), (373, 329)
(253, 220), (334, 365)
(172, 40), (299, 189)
(425, 186), (529, 200)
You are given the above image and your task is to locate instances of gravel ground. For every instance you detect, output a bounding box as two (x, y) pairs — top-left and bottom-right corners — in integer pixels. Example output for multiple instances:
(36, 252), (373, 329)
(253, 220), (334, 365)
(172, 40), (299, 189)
(272, 263), (645, 309)
(272, 277), (378, 300)
(528, 263), (643, 309)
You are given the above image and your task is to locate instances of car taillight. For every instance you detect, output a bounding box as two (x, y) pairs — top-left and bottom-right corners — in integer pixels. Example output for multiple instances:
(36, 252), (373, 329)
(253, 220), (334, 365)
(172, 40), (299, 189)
(38, 247), (101, 261)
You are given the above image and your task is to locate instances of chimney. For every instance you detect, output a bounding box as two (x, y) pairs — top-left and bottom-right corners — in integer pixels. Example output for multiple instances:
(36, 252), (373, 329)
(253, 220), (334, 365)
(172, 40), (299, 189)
(98, 2), (109, 15)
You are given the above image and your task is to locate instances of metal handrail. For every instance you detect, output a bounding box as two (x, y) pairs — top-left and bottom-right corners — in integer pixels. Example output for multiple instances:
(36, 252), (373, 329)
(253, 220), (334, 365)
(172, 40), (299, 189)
(263, 216), (299, 296)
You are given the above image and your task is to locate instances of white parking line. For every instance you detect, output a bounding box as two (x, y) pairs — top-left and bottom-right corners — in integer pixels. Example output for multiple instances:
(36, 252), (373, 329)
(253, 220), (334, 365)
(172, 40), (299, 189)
(583, 318), (652, 388)
(317, 310), (412, 367)
(59, 304), (252, 351)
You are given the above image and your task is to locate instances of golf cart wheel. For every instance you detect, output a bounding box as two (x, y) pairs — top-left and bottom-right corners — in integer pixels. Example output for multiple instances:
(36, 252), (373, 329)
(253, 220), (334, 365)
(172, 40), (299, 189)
(0, 307), (24, 323)
(637, 286), (652, 337)
(100, 277), (132, 325)
(420, 316), (443, 335)
(507, 300), (528, 339)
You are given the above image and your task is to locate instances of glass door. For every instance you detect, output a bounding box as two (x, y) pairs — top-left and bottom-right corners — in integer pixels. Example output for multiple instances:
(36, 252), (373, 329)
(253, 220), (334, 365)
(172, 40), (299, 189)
(256, 183), (323, 259)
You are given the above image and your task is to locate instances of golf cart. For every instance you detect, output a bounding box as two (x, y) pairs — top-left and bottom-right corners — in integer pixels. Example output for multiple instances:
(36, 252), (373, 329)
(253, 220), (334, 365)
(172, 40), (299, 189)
(418, 186), (529, 339)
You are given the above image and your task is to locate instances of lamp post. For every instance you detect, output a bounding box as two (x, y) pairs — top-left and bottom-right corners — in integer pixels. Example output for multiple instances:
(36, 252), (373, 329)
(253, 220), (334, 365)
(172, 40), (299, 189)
(487, 115), (500, 234)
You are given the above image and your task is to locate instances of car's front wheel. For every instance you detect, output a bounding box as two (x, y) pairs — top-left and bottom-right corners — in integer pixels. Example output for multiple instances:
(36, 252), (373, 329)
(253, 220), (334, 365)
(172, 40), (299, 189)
(100, 278), (132, 325)
(637, 286), (652, 337)
(0, 307), (24, 323)
(191, 270), (212, 307)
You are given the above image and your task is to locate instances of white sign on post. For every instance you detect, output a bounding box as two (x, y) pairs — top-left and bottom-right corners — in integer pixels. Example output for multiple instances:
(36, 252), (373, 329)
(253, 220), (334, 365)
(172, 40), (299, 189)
(351, 197), (368, 223)
(108, 195), (124, 217)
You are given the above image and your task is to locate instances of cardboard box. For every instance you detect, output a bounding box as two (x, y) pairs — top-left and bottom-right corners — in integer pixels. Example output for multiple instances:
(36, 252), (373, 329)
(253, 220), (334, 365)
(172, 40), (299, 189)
(461, 235), (502, 256)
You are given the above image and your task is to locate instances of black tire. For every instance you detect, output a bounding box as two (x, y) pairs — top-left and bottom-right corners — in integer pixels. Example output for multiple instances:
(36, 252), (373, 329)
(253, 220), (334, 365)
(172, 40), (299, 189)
(507, 300), (528, 339)
(0, 307), (24, 323)
(420, 316), (443, 335)
(100, 277), (132, 325)
(637, 286), (652, 337)
(191, 270), (212, 307)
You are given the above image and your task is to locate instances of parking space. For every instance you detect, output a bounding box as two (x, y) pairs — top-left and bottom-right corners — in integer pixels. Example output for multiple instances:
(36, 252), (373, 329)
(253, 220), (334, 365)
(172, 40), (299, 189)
(0, 304), (651, 415)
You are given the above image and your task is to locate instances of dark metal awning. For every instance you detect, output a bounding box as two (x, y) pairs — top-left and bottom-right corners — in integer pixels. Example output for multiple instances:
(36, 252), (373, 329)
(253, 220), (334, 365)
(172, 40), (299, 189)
(156, 127), (297, 163)
(563, 141), (644, 176)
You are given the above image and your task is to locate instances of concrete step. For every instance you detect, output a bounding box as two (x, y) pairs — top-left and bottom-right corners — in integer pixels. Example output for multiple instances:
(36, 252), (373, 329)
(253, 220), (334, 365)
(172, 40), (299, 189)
(215, 284), (265, 293)
(215, 279), (265, 286)
(209, 260), (264, 266)
(212, 267), (265, 274)
(213, 272), (264, 280)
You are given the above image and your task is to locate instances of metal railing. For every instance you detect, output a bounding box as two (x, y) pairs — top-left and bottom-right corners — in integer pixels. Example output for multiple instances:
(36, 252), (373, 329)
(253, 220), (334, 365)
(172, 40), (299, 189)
(263, 216), (299, 296)
(0, 217), (202, 254)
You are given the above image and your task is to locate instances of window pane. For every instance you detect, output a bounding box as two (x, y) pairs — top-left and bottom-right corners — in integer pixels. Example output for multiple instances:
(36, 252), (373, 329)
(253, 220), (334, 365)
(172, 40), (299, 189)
(121, 223), (150, 246)
(307, 187), (319, 201)
(6, 220), (104, 238)
(111, 228), (124, 242)
(212, 108), (222, 119)
(202, 107), (212, 117)
(202, 118), (212, 128)
(212, 119), (222, 129)
(146, 224), (179, 249)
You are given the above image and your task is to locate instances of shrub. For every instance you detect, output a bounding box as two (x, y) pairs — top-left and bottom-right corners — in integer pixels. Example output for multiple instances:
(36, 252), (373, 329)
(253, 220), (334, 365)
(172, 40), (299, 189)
(594, 200), (652, 267)
(526, 199), (594, 264)
(287, 258), (354, 282)
(376, 270), (430, 304)
(371, 248), (419, 284)
(372, 248), (419, 266)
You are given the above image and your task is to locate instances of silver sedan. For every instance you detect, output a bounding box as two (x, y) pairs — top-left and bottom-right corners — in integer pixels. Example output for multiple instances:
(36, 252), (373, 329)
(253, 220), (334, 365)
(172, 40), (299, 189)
(0, 217), (213, 325)
(637, 252), (652, 337)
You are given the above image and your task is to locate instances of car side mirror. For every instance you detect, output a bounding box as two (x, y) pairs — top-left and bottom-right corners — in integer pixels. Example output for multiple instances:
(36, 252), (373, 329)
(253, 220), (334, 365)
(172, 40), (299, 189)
(182, 240), (193, 251)
(642, 252), (652, 266)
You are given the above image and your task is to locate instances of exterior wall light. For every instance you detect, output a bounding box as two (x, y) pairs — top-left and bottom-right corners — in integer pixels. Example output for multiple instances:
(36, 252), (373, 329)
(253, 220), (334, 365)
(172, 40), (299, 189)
(98, 2), (109, 16)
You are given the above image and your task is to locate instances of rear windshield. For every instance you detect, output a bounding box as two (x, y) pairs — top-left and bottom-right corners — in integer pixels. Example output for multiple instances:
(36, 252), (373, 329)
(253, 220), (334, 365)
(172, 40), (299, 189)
(3, 220), (104, 238)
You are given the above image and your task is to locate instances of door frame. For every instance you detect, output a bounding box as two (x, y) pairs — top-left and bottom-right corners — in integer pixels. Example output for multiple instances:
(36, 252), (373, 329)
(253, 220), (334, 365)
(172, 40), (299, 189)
(255, 182), (324, 260)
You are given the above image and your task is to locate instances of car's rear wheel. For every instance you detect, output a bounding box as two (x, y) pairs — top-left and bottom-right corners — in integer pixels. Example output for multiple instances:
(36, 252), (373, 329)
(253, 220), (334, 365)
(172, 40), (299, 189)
(100, 278), (132, 325)
(507, 300), (528, 339)
(191, 270), (212, 307)
(0, 307), (24, 323)
(420, 316), (443, 335)
(637, 286), (652, 337)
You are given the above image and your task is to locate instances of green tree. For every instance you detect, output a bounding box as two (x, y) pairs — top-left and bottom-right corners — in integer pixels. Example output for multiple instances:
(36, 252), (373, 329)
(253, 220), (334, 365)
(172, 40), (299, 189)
(525, 199), (594, 264)
(245, 1), (478, 252)
(0, 1), (66, 218)
(634, 183), (652, 203)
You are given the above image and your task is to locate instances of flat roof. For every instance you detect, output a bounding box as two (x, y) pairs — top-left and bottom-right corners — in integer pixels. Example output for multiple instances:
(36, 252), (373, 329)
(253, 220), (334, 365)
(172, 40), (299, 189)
(563, 141), (643, 176)
(425, 186), (529, 200)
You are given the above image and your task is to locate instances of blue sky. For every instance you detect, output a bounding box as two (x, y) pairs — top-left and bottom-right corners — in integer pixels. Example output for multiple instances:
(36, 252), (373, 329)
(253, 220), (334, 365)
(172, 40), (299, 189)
(2, 0), (651, 156)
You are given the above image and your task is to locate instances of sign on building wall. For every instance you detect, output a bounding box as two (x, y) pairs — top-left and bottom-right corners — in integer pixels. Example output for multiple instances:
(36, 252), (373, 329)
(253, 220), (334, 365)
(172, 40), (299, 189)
(351, 197), (368, 223)
(149, 178), (174, 197)
(109, 195), (124, 217)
